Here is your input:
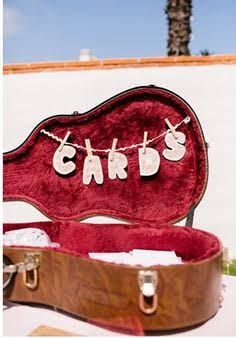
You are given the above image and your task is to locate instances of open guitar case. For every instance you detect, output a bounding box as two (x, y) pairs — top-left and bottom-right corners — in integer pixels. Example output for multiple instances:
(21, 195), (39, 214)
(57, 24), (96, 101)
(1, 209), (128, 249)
(3, 86), (222, 332)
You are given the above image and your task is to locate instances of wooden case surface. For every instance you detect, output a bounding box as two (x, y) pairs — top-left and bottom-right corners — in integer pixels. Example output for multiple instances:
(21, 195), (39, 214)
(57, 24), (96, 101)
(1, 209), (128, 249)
(4, 244), (222, 331)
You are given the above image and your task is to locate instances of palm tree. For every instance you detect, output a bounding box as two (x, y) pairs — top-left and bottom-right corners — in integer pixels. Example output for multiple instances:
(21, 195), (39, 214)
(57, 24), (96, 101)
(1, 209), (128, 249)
(166, 0), (192, 56)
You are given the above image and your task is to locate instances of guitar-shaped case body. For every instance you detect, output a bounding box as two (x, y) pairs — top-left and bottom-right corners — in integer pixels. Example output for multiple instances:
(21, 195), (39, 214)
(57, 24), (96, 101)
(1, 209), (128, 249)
(3, 86), (222, 331)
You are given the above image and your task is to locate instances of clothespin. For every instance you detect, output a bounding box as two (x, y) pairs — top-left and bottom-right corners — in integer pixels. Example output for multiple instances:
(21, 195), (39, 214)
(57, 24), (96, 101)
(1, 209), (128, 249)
(142, 131), (148, 154)
(85, 139), (93, 160)
(110, 138), (118, 161)
(165, 118), (178, 140)
(58, 131), (71, 151)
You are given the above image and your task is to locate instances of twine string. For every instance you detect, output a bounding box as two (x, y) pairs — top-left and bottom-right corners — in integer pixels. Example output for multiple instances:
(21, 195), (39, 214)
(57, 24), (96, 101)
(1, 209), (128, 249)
(40, 116), (190, 153)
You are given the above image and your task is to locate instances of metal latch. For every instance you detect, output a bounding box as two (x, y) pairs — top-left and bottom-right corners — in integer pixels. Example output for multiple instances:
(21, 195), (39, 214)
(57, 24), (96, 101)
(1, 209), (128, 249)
(138, 270), (158, 315)
(3, 252), (40, 290)
(22, 252), (40, 289)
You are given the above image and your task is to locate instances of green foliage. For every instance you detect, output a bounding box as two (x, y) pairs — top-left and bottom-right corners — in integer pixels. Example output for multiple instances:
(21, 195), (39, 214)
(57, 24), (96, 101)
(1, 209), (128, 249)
(223, 259), (236, 276)
(200, 49), (213, 56)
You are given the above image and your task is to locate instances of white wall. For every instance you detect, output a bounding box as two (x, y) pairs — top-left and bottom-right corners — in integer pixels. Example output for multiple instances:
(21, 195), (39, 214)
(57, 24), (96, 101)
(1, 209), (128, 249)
(3, 65), (236, 256)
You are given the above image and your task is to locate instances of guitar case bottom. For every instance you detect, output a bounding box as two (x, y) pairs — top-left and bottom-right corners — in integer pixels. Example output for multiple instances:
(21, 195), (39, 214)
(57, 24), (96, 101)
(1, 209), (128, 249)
(4, 221), (222, 331)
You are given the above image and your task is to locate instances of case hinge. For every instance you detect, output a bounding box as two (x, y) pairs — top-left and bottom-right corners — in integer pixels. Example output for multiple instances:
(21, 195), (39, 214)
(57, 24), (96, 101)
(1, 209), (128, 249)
(185, 205), (195, 227)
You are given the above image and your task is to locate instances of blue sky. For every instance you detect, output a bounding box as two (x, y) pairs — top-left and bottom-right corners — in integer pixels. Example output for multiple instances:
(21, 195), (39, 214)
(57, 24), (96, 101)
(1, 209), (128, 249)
(3, 0), (236, 64)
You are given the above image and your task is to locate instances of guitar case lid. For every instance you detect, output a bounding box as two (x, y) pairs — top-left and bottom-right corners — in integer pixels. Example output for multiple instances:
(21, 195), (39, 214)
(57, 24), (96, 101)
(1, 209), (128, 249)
(3, 86), (208, 225)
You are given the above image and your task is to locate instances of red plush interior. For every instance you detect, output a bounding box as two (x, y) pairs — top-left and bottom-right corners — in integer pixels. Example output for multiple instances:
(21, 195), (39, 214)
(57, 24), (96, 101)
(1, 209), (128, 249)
(3, 222), (221, 263)
(3, 87), (208, 224)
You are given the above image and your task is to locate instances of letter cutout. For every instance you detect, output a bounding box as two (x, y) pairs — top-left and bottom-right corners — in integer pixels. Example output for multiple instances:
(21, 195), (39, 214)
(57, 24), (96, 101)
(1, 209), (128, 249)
(83, 156), (104, 185)
(162, 132), (186, 161)
(108, 152), (128, 180)
(83, 138), (104, 185)
(138, 148), (160, 176)
(53, 145), (76, 175)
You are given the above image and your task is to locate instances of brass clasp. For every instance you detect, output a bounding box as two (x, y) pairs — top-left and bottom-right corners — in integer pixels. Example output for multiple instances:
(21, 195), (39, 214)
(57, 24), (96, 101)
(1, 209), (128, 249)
(22, 253), (40, 290)
(22, 268), (38, 289)
(138, 270), (158, 315)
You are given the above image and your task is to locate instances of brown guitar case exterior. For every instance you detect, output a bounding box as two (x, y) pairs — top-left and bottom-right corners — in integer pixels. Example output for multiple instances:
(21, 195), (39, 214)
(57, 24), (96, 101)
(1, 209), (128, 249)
(3, 86), (223, 332)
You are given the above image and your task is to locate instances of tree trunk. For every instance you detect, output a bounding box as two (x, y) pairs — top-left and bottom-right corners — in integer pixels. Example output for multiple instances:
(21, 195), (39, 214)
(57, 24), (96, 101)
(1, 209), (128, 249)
(166, 0), (192, 56)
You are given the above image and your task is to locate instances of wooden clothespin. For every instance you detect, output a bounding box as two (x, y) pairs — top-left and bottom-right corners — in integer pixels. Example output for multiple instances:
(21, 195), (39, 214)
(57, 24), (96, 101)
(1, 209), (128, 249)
(142, 131), (148, 154)
(165, 118), (178, 139)
(85, 139), (93, 159)
(110, 138), (118, 161)
(59, 131), (71, 151)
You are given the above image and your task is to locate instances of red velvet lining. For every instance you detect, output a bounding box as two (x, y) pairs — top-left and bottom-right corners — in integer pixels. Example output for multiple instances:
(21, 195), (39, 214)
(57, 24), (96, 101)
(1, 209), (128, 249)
(3, 222), (221, 263)
(3, 87), (208, 224)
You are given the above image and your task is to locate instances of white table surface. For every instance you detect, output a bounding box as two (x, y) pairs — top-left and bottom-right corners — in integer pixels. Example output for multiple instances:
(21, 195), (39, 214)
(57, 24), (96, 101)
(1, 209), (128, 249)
(3, 275), (236, 337)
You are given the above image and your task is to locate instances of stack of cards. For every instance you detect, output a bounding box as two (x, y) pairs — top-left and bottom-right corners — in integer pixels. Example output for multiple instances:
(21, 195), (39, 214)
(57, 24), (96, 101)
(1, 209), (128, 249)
(88, 249), (182, 266)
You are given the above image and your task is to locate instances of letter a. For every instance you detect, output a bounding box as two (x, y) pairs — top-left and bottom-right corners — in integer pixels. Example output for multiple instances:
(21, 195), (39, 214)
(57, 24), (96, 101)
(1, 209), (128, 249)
(83, 156), (103, 185)
(83, 139), (104, 185)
